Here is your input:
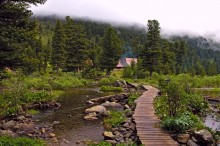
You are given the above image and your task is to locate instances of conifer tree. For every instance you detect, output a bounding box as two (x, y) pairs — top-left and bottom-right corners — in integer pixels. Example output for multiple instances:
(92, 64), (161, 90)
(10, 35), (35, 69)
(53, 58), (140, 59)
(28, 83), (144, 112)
(141, 20), (161, 76)
(100, 27), (122, 76)
(51, 20), (66, 71)
(0, 0), (46, 71)
(64, 16), (89, 72)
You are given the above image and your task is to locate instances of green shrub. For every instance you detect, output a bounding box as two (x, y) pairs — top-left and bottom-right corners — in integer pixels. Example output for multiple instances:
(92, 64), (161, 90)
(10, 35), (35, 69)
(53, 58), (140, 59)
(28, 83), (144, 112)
(185, 94), (208, 114)
(161, 112), (205, 134)
(104, 111), (126, 129)
(26, 109), (39, 115)
(123, 66), (134, 78)
(0, 136), (46, 146)
(99, 76), (117, 85)
(82, 67), (101, 79)
(88, 141), (111, 146)
(101, 86), (123, 92)
(128, 93), (140, 105)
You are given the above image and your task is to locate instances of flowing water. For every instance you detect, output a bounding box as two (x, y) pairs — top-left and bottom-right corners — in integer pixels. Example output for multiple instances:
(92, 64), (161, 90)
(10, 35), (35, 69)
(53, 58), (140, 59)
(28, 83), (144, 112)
(34, 87), (113, 146)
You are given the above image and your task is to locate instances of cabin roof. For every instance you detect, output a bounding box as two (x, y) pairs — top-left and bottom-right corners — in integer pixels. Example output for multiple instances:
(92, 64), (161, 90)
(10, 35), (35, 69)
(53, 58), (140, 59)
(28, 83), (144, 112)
(116, 58), (137, 68)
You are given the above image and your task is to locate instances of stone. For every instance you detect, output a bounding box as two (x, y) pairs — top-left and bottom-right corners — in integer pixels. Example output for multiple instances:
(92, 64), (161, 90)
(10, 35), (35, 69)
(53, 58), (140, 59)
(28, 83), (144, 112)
(50, 137), (59, 143)
(177, 134), (190, 144)
(124, 131), (132, 138)
(105, 140), (117, 145)
(85, 105), (107, 116)
(113, 80), (126, 87)
(2, 120), (16, 130)
(103, 131), (114, 140)
(124, 104), (130, 109)
(49, 133), (56, 138)
(63, 139), (70, 144)
(101, 101), (122, 108)
(187, 140), (199, 146)
(14, 123), (35, 134)
(52, 121), (61, 125)
(0, 130), (15, 137)
(41, 127), (46, 133)
(124, 109), (134, 117)
(84, 112), (98, 121)
(193, 129), (214, 144)
(17, 115), (26, 121)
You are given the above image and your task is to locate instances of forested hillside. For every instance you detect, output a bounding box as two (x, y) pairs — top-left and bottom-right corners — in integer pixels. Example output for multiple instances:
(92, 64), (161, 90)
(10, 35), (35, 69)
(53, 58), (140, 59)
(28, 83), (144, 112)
(30, 15), (220, 76)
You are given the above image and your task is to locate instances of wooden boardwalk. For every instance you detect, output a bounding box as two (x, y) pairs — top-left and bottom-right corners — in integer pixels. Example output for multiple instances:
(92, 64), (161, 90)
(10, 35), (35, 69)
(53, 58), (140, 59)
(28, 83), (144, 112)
(133, 85), (178, 146)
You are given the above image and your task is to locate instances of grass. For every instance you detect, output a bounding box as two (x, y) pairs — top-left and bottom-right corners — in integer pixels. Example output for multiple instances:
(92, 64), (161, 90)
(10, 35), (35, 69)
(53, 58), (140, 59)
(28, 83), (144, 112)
(0, 136), (46, 146)
(0, 71), (89, 117)
(104, 110), (126, 129)
(100, 86), (123, 92)
(26, 109), (40, 115)
(128, 93), (140, 106)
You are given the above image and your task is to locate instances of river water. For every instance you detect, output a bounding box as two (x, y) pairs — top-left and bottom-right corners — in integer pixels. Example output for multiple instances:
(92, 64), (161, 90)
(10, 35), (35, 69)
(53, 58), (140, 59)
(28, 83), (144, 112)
(34, 87), (113, 146)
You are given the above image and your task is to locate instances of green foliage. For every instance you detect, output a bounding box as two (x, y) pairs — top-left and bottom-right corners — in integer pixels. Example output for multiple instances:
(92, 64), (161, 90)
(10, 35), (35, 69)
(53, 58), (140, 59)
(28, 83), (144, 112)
(104, 111), (126, 129)
(100, 27), (123, 76)
(161, 112), (205, 134)
(141, 20), (161, 75)
(87, 141), (111, 146)
(0, 71), (88, 117)
(26, 109), (39, 115)
(185, 94), (208, 114)
(0, 0), (46, 72)
(128, 93), (140, 106)
(81, 67), (101, 79)
(123, 66), (134, 78)
(51, 20), (66, 71)
(64, 16), (90, 72)
(0, 136), (46, 146)
(99, 76), (117, 86)
(101, 86), (123, 92)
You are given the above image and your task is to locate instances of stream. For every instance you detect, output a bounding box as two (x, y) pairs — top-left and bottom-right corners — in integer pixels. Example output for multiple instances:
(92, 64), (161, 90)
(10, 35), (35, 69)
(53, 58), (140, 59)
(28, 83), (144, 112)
(34, 87), (114, 146)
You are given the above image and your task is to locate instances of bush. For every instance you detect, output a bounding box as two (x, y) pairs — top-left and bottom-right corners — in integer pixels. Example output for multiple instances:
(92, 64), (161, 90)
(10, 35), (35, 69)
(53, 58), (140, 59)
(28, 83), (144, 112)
(0, 136), (46, 146)
(82, 67), (101, 79)
(88, 141), (111, 146)
(99, 76), (117, 86)
(123, 66), (134, 78)
(101, 86), (123, 92)
(161, 112), (205, 134)
(104, 111), (126, 129)
(128, 93), (140, 106)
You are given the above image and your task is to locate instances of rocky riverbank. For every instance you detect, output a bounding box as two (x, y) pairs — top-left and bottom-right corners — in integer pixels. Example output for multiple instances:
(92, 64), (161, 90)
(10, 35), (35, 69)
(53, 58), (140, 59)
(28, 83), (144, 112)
(0, 101), (61, 144)
(84, 81), (144, 145)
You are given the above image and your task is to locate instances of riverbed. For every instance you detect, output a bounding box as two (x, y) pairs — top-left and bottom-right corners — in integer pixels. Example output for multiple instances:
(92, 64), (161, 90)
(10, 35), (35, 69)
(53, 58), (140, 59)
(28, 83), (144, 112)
(34, 87), (114, 146)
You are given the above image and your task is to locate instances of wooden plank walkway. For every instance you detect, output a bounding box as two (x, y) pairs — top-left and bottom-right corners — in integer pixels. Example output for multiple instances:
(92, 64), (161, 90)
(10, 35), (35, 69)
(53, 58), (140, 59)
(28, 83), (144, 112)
(133, 85), (178, 146)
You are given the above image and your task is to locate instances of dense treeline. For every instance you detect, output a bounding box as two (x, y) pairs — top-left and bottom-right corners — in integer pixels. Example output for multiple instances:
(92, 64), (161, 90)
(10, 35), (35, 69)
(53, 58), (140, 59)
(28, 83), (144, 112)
(33, 15), (220, 76)
(1, 11), (220, 77)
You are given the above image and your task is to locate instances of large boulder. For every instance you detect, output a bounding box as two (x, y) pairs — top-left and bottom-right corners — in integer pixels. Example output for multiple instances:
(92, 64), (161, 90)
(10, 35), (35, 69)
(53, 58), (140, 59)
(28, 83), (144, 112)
(84, 112), (98, 121)
(187, 139), (199, 146)
(177, 134), (190, 144)
(85, 105), (108, 116)
(193, 129), (214, 145)
(0, 130), (16, 137)
(101, 101), (122, 108)
(2, 120), (16, 130)
(103, 131), (114, 140)
(113, 80), (127, 87)
(14, 123), (35, 134)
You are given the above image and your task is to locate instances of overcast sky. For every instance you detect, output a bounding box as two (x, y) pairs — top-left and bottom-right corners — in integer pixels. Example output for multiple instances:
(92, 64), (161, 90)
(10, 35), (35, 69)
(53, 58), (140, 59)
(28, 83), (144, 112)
(31, 0), (220, 40)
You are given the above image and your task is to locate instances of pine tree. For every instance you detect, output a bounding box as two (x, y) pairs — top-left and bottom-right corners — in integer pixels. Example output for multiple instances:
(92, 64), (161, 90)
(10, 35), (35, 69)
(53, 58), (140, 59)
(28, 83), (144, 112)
(51, 20), (66, 71)
(141, 20), (161, 76)
(100, 27), (122, 76)
(64, 16), (89, 72)
(0, 0), (46, 71)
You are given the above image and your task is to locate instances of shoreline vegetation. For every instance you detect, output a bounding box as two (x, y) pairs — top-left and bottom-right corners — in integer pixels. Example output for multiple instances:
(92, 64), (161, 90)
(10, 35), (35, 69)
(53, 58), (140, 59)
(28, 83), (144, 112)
(1, 1), (220, 145)
(0, 69), (220, 145)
